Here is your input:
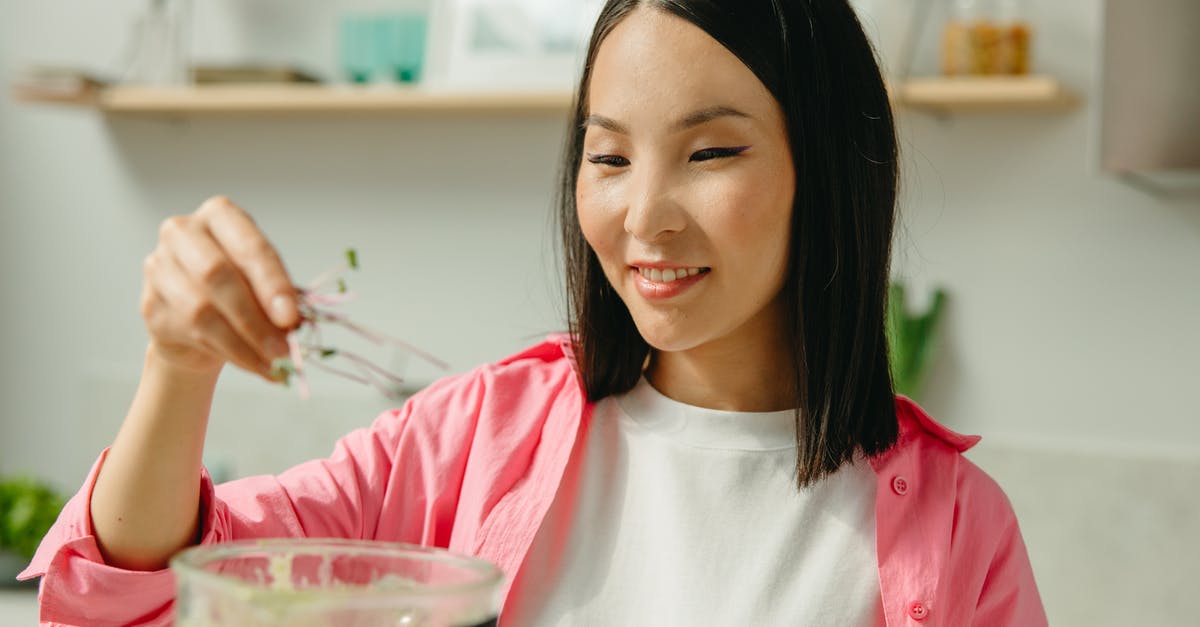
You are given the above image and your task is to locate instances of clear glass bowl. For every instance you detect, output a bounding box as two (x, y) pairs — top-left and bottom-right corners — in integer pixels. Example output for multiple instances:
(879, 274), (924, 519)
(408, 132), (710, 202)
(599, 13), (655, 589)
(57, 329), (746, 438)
(170, 539), (503, 627)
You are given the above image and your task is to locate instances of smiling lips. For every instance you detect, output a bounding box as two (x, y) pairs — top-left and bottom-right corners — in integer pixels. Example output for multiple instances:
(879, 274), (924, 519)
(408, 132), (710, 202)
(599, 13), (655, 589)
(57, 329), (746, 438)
(630, 264), (711, 299)
(634, 266), (707, 282)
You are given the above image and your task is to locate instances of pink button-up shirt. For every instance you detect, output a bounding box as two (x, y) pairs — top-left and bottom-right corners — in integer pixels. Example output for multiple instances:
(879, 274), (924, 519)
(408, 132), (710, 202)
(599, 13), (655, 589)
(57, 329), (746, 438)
(20, 334), (1047, 626)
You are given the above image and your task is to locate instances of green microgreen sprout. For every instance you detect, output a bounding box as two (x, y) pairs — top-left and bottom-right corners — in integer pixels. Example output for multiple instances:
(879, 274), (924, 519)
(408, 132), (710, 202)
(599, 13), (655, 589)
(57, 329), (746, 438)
(269, 248), (447, 400)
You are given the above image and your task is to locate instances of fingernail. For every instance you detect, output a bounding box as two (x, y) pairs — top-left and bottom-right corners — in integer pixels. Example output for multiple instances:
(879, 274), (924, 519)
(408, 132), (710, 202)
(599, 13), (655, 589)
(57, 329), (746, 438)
(271, 294), (293, 325)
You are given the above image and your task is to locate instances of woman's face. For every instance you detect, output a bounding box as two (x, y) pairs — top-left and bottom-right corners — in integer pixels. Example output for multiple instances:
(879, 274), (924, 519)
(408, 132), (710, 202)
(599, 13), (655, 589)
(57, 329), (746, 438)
(577, 7), (796, 354)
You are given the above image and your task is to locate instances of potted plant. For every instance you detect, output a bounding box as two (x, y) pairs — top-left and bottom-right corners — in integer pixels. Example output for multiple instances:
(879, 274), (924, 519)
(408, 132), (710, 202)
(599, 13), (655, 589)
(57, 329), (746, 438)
(886, 280), (947, 400)
(0, 477), (65, 586)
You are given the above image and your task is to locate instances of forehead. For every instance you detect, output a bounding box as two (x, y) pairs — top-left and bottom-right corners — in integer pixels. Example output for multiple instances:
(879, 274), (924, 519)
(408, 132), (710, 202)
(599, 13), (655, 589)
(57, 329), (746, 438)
(586, 7), (777, 128)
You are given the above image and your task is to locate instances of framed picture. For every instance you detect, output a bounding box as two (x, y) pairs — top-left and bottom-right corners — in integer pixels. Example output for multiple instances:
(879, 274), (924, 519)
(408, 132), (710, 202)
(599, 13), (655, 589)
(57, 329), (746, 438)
(426, 0), (604, 89)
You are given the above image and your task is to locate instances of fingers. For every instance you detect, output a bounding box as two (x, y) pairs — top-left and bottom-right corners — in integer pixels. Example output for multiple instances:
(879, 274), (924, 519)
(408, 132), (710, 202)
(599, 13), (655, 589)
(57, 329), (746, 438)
(198, 196), (299, 329)
(141, 195), (300, 383)
(144, 242), (276, 380)
(159, 216), (291, 366)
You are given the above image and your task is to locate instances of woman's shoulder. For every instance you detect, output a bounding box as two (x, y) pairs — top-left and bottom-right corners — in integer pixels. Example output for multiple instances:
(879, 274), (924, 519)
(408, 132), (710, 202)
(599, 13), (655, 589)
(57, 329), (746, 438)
(880, 399), (1044, 627)
(491, 332), (577, 369)
(426, 331), (575, 390)
(357, 334), (582, 467)
(393, 333), (581, 421)
(890, 395), (1013, 514)
(872, 398), (1044, 625)
(893, 394), (982, 454)
(885, 396), (1026, 553)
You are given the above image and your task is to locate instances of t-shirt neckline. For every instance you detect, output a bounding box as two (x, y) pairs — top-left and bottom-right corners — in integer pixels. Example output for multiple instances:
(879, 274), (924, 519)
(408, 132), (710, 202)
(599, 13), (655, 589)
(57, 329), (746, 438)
(614, 376), (798, 451)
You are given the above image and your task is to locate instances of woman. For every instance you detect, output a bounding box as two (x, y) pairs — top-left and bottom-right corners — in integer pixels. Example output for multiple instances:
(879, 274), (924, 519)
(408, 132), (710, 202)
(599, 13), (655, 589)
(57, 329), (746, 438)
(21, 1), (1047, 625)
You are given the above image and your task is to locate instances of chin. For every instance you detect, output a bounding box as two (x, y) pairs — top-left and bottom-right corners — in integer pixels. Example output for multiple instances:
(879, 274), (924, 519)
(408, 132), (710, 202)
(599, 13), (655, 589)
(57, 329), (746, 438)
(630, 315), (709, 354)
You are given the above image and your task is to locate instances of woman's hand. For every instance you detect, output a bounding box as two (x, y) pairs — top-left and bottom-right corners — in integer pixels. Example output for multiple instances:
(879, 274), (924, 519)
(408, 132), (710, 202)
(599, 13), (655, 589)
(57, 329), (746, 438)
(140, 196), (299, 382)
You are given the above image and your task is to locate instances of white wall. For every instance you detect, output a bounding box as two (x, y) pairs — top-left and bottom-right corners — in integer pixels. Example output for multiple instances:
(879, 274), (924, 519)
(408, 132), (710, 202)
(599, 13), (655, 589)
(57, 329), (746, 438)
(891, 4), (1200, 622)
(2, 1), (1197, 624)
(1, 1), (572, 486)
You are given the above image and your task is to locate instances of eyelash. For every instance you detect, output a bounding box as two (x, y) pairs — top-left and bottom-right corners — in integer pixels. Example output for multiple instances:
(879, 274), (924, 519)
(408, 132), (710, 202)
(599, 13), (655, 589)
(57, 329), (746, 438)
(585, 146), (749, 168)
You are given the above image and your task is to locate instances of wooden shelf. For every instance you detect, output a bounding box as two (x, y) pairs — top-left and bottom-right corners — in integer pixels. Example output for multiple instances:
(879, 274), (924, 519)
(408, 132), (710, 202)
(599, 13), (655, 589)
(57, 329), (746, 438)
(11, 76), (1076, 115)
(895, 75), (1078, 113)
(12, 84), (573, 114)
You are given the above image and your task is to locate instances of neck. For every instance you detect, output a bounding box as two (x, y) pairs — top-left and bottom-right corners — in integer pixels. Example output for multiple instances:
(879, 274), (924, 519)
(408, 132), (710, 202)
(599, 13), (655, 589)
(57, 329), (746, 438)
(643, 306), (794, 412)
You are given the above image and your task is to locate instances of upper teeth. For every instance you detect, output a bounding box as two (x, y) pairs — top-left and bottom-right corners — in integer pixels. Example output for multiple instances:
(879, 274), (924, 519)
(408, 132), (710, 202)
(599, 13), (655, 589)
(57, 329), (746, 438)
(639, 267), (706, 283)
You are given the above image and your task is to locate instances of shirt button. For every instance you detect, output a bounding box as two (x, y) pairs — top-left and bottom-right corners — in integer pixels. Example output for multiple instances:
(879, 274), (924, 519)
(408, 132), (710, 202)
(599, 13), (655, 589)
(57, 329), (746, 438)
(892, 475), (909, 495)
(908, 601), (929, 621)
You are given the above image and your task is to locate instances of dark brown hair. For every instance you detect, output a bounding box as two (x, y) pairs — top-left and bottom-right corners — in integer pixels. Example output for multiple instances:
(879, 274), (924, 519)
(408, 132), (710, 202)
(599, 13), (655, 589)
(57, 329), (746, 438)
(557, 0), (900, 488)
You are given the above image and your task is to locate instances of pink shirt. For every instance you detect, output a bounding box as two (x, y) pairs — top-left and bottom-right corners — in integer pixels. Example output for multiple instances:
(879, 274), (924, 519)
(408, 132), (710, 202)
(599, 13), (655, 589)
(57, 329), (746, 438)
(20, 334), (1047, 626)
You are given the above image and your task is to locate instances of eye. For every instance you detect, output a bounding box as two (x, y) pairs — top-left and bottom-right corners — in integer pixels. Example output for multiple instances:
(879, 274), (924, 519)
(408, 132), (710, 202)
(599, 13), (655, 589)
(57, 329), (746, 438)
(585, 153), (630, 167)
(690, 146), (751, 162)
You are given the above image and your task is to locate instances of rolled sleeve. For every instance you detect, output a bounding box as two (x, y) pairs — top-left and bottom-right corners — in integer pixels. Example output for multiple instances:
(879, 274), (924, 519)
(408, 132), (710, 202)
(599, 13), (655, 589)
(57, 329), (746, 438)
(18, 406), (408, 626)
(18, 448), (224, 626)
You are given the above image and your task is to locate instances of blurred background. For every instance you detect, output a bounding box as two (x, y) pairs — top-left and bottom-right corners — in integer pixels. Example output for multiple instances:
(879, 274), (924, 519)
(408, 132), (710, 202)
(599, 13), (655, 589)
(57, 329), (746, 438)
(1, 0), (1197, 624)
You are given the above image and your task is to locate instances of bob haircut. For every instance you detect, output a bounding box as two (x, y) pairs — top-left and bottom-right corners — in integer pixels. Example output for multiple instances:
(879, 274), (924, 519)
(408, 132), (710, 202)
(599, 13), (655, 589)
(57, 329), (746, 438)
(557, 0), (901, 489)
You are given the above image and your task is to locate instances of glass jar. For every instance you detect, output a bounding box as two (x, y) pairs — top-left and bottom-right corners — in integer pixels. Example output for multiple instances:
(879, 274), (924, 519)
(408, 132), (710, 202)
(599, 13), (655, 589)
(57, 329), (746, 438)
(171, 539), (504, 626)
(943, 0), (1033, 76)
(942, 0), (983, 75)
(996, 0), (1032, 74)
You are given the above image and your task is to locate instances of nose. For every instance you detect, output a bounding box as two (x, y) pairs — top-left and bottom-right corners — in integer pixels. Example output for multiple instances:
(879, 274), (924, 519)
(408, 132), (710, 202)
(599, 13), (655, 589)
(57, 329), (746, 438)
(623, 166), (687, 243)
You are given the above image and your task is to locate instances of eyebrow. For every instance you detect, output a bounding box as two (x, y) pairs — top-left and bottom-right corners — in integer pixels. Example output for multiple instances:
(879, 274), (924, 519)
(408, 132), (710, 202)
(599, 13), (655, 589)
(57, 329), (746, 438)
(582, 105), (752, 135)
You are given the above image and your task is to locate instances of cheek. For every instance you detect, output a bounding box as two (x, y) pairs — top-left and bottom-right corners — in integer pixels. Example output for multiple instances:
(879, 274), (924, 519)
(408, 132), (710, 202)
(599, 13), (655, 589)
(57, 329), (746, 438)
(575, 175), (624, 265)
(701, 169), (794, 263)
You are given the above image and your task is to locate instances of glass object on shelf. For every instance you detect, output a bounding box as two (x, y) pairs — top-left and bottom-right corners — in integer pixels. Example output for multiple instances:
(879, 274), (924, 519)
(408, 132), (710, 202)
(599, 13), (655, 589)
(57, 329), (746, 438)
(379, 12), (429, 83)
(340, 12), (429, 85)
(996, 0), (1032, 74)
(941, 0), (1033, 76)
(340, 15), (377, 84)
(123, 0), (191, 85)
(171, 539), (503, 626)
(941, 0), (976, 75)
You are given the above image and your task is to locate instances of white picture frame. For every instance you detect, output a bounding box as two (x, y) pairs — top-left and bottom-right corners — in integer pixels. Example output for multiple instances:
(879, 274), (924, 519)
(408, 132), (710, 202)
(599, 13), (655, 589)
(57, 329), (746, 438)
(425, 0), (604, 90)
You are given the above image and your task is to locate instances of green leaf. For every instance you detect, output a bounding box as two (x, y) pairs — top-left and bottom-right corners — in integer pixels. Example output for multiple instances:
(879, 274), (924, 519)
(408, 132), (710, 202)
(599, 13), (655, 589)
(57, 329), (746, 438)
(0, 477), (66, 559)
(345, 248), (359, 270)
(320, 348), (337, 358)
(884, 280), (947, 400)
(337, 278), (347, 293)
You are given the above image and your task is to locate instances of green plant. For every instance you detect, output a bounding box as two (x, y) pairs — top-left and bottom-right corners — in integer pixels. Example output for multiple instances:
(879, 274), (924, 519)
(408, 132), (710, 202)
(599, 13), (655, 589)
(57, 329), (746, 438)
(0, 477), (66, 560)
(886, 280), (947, 400)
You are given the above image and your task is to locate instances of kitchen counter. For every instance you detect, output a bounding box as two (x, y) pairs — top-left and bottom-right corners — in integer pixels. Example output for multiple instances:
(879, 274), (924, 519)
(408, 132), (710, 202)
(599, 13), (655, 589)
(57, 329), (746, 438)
(0, 588), (38, 625)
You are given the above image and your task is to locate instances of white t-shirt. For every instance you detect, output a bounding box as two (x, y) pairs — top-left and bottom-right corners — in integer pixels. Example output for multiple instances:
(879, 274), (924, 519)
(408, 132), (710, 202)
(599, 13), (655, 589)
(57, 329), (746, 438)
(502, 376), (883, 626)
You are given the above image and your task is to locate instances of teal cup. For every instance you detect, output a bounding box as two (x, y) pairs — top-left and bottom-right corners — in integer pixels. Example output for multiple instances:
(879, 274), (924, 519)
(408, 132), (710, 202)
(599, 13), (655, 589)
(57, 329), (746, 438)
(340, 13), (428, 84)
(339, 15), (376, 84)
(377, 12), (428, 83)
